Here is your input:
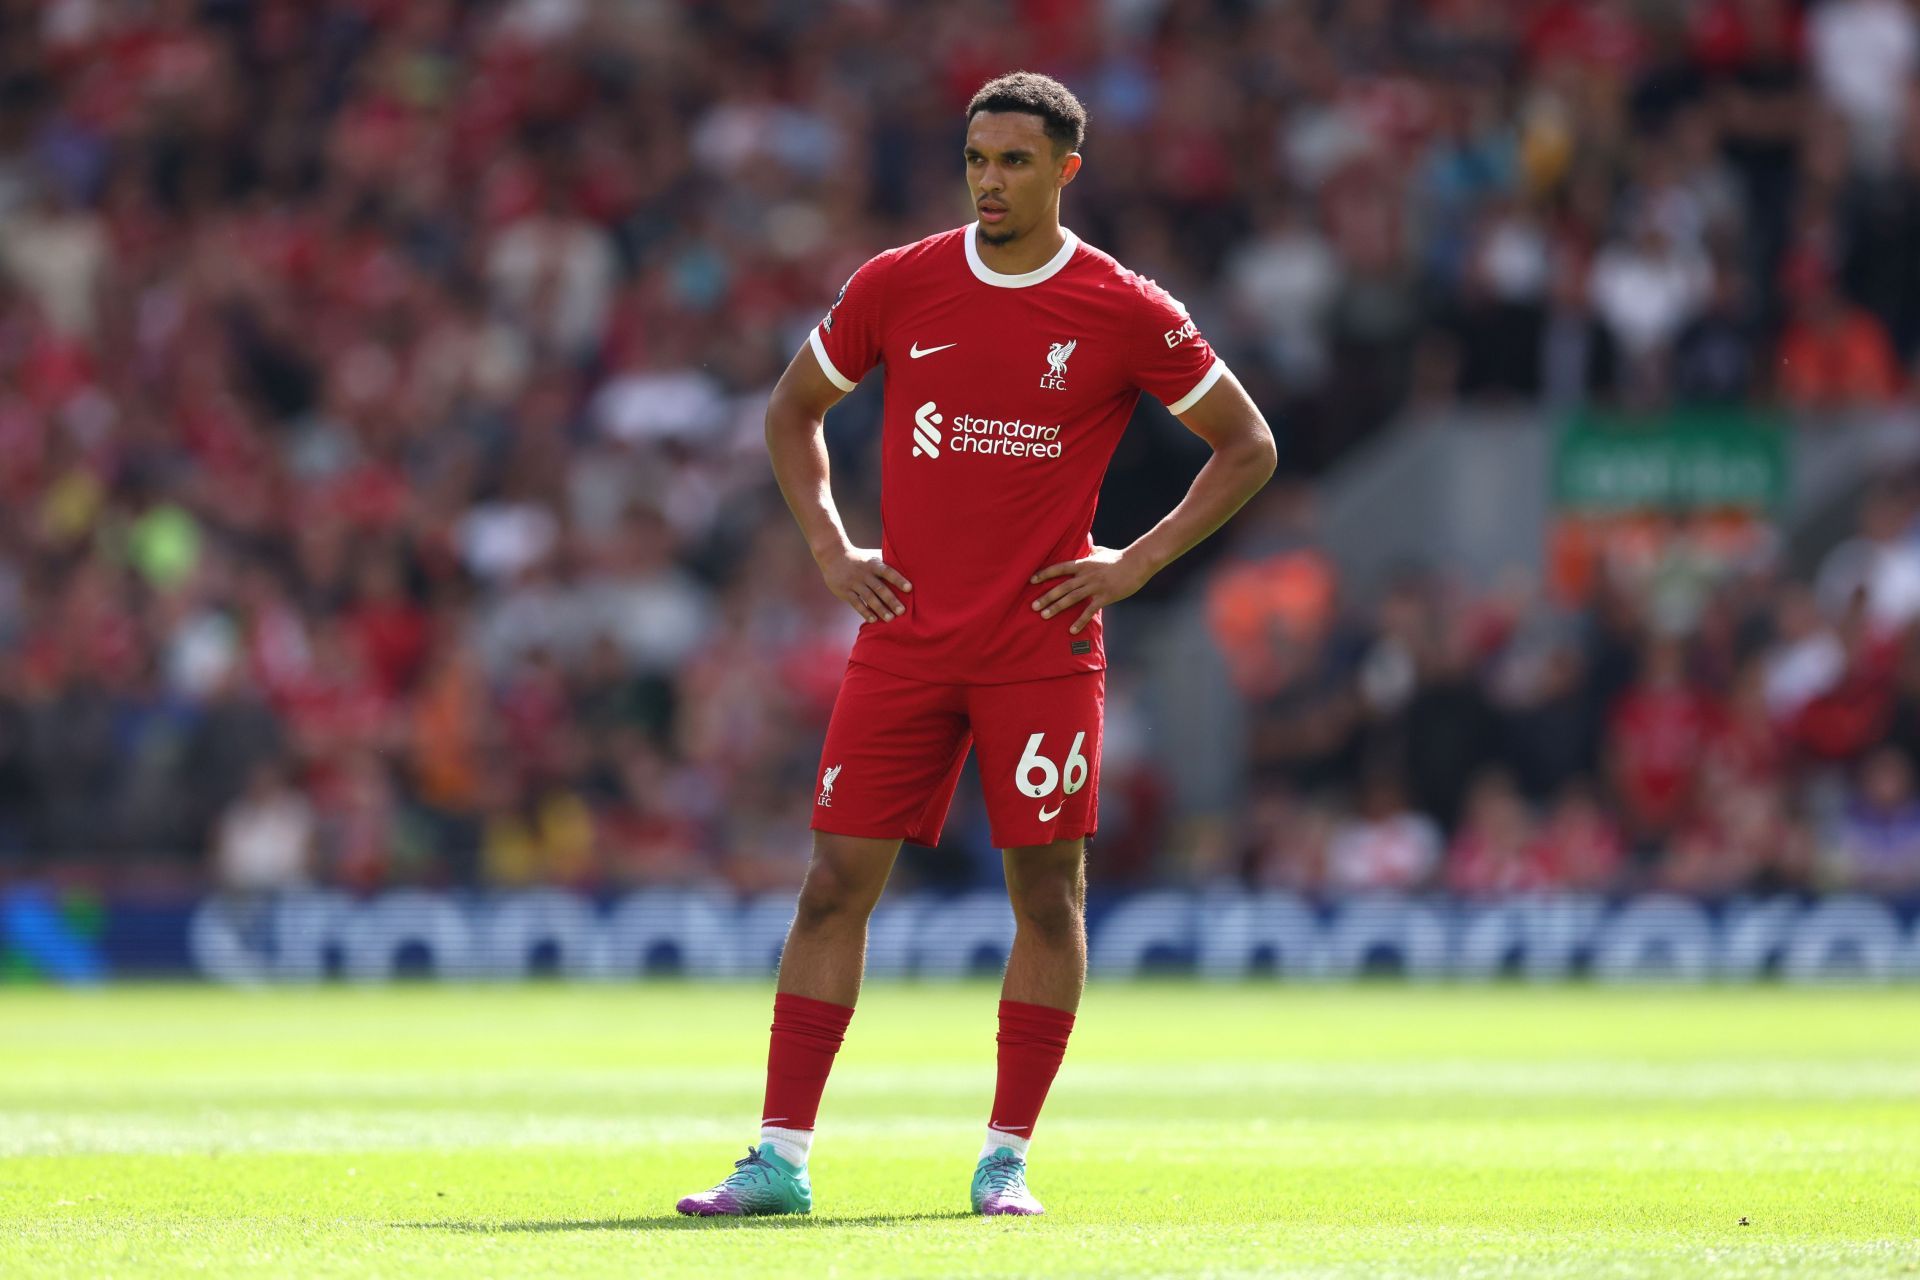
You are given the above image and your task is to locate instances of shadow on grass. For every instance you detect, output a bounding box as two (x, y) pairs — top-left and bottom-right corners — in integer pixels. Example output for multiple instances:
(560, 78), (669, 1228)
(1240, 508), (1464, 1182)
(397, 1211), (978, 1233)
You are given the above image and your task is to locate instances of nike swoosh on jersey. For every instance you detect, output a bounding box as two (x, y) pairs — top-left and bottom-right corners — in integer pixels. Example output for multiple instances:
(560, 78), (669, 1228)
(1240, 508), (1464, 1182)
(909, 341), (957, 359)
(1038, 803), (1063, 821)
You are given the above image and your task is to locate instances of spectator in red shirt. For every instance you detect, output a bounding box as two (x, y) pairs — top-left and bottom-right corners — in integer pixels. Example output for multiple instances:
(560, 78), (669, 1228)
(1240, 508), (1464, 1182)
(1606, 637), (1725, 841)
(1659, 776), (1808, 897)
(1776, 268), (1902, 409)
(1446, 770), (1551, 897)
(1793, 605), (1896, 764)
(345, 552), (429, 699)
(1524, 0), (1645, 74)
(1531, 781), (1626, 893)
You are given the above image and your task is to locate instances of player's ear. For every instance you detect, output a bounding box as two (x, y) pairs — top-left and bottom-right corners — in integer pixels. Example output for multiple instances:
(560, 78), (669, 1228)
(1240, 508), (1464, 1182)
(1057, 151), (1082, 187)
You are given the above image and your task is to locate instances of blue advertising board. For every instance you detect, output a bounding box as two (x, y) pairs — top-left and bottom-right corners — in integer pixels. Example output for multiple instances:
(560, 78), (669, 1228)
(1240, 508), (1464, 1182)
(6, 887), (1919, 985)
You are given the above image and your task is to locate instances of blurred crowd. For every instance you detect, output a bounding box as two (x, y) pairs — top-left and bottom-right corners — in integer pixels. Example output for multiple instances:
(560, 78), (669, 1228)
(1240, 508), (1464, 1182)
(0, 0), (1918, 900)
(1211, 479), (1920, 901)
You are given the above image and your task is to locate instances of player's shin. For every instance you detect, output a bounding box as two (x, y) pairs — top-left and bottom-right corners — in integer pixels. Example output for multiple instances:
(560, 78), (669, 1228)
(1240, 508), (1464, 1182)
(759, 992), (854, 1167)
(981, 998), (1076, 1160)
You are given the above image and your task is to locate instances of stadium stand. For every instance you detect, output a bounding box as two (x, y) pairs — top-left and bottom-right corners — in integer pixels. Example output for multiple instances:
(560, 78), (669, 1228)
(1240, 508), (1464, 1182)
(0, 0), (1918, 904)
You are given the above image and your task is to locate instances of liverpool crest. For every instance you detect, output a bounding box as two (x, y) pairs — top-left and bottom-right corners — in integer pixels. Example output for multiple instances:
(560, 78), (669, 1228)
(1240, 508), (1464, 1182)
(1040, 339), (1076, 390)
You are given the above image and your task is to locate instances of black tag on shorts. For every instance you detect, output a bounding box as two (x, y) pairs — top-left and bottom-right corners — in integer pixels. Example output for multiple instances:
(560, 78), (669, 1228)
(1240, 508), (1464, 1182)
(1071, 639), (1092, 655)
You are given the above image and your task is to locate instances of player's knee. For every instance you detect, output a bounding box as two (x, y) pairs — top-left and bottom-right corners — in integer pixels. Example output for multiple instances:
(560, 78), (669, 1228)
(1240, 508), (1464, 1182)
(793, 857), (882, 932)
(1011, 878), (1084, 944)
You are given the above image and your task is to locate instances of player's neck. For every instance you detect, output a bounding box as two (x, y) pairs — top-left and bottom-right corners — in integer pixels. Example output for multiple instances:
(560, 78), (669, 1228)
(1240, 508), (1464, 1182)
(973, 219), (1066, 277)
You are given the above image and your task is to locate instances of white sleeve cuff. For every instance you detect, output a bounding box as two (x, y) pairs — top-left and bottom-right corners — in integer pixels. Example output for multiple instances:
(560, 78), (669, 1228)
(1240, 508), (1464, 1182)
(808, 327), (858, 393)
(1165, 358), (1227, 415)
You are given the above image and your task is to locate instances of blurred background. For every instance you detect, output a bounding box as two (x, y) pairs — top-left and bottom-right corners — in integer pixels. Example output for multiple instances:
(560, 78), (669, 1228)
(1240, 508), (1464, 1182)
(3, 0), (1920, 981)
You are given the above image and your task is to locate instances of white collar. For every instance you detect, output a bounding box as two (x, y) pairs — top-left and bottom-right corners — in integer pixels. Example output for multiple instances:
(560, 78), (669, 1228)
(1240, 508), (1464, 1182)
(964, 224), (1079, 288)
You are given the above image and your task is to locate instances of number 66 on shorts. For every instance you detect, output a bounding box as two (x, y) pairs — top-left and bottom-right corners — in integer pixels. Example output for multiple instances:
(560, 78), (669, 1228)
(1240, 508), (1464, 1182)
(1015, 732), (1089, 801)
(811, 661), (1104, 851)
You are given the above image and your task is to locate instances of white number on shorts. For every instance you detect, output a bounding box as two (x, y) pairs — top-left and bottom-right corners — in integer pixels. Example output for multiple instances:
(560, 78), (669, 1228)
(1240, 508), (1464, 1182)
(1016, 732), (1060, 798)
(1062, 731), (1088, 796)
(1016, 731), (1090, 799)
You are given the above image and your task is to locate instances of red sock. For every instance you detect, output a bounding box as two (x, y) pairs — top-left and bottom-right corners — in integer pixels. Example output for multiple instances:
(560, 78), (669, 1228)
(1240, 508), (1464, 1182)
(988, 999), (1076, 1139)
(761, 993), (854, 1129)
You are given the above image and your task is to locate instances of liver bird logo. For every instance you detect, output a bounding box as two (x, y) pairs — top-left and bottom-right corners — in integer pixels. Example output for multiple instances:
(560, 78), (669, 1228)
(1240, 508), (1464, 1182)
(818, 764), (842, 805)
(1047, 340), (1076, 377)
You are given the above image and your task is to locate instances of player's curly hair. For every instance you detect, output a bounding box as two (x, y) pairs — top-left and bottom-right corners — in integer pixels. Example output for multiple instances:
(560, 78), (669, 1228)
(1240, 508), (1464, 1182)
(966, 72), (1087, 155)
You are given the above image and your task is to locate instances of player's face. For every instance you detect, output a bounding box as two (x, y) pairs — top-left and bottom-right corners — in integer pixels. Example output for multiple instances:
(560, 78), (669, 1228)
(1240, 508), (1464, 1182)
(964, 112), (1080, 246)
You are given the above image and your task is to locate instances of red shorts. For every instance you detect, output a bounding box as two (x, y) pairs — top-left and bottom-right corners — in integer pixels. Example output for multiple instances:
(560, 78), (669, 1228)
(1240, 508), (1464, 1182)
(811, 661), (1103, 850)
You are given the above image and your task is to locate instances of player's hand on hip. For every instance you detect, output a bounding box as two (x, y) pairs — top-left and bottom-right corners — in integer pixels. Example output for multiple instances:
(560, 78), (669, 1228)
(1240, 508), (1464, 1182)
(1029, 545), (1149, 635)
(818, 545), (911, 623)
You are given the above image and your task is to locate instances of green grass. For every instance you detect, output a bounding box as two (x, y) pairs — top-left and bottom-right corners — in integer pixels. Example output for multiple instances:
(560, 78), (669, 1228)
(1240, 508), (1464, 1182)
(3, 984), (1920, 1278)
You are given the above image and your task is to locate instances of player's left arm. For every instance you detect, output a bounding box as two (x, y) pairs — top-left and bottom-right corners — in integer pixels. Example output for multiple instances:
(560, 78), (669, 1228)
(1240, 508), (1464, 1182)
(1030, 365), (1277, 634)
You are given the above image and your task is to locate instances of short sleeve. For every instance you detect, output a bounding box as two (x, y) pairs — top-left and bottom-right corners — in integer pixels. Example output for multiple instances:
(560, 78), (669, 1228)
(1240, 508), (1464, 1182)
(808, 253), (891, 392)
(1130, 276), (1226, 414)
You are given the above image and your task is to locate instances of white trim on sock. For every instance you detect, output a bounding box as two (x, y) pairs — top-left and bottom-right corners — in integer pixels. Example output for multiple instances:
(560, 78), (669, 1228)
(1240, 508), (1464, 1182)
(981, 1127), (1031, 1161)
(760, 1124), (813, 1167)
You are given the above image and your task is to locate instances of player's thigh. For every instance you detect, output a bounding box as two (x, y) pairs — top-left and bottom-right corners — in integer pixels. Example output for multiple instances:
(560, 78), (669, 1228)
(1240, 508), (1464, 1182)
(1000, 836), (1088, 933)
(967, 670), (1104, 850)
(811, 661), (971, 845)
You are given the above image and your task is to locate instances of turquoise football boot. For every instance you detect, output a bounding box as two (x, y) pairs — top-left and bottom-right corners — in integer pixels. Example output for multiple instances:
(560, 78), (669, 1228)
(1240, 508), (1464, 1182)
(676, 1144), (812, 1216)
(971, 1146), (1044, 1216)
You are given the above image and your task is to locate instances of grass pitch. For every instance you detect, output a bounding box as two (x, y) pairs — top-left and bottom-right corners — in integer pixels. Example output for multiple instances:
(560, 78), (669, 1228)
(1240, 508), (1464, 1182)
(3, 983), (1919, 1278)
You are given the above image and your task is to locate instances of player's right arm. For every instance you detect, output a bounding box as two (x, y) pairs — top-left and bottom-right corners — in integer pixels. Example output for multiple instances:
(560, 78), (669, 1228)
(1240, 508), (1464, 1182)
(766, 257), (911, 625)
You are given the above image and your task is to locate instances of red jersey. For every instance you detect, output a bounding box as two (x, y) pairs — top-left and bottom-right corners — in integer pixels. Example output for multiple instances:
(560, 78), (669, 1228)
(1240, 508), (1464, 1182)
(1608, 684), (1725, 830)
(808, 224), (1224, 684)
